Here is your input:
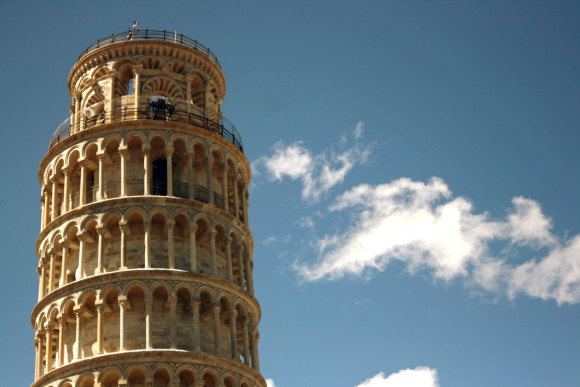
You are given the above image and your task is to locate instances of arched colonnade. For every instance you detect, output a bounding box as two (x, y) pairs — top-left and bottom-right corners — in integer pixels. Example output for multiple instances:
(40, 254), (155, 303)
(41, 131), (249, 230)
(37, 209), (254, 301)
(34, 281), (260, 380)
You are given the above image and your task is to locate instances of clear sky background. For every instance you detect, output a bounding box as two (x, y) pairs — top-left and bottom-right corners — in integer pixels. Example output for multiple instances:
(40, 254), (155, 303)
(0, 2), (578, 386)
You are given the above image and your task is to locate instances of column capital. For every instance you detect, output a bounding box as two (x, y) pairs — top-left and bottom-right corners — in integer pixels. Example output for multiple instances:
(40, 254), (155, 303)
(142, 145), (151, 154)
(212, 305), (221, 314)
(57, 314), (67, 326)
(95, 301), (105, 312)
(44, 321), (56, 331)
(119, 148), (130, 157)
(118, 296), (130, 308)
(95, 225), (106, 235)
(132, 65), (143, 75)
(119, 221), (128, 232)
(227, 236), (233, 244)
(210, 228), (217, 236)
(165, 147), (174, 157)
(73, 305), (84, 316)
(190, 300), (201, 310)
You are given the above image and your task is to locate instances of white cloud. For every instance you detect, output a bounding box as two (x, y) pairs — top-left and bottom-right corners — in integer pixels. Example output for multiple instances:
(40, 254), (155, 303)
(353, 121), (364, 139)
(507, 196), (556, 247)
(296, 177), (580, 305)
(262, 235), (291, 246)
(252, 125), (371, 202)
(355, 367), (439, 387)
(265, 378), (276, 387)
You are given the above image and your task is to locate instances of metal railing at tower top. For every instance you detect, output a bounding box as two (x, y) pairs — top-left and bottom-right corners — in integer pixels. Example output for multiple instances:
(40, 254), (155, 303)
(78, 29), (220, 67)
(49, 107), (243, 152)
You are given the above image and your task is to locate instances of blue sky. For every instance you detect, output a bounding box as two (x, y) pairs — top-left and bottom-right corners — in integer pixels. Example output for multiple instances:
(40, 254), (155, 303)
(1, 2), (579, 386)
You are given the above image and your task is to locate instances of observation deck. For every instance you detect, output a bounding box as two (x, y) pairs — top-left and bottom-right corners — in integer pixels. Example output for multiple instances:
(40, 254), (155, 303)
(49, 105), (243, 152)
(78, 29), (220, 67)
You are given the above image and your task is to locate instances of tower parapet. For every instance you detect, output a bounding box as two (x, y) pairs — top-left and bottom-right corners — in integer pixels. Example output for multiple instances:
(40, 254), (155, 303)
(32, 30), (264, 387)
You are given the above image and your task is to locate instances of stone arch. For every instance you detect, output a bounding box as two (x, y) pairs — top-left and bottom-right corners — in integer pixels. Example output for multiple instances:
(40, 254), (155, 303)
(141, 75), (185, 101)
(173, 212), (191, 270)
(57, 379), (74, 387)
(99, 283), (122, 302)
(125, 283), (146, 350)
(125, 363), (150, 385)
(140, 55), (166, 71)
(98, 366), (122, 387)
(176, 365), (197, 387)
(222, 373), (237, 387)
(175, 283), (194, 350)
(150, 283), (171, 348)
(90, 64), (109, 80)
(166, 59), (189, 75)
(122, 280), (147, 297)
(125, 209), (146, 269)
(113, 58), (139, 98)
(124, 131), (147, 146)
(199, 368), (218, 387)
(151, 363), (173, 386)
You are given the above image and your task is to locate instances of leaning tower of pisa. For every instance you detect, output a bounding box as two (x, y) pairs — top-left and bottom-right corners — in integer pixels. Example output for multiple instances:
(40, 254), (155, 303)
(32, 29), (265, 387)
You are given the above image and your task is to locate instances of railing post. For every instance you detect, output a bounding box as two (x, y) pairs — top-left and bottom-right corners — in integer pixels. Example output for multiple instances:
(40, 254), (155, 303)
(96, 38), (100, 48)
(111, 33), (114, 43)
(163, 30), (166, 41)
(145, 28), (148, 38)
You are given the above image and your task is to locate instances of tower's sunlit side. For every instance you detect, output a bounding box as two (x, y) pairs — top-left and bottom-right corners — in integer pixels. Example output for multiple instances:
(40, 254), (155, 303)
(32, 30), (264, 387)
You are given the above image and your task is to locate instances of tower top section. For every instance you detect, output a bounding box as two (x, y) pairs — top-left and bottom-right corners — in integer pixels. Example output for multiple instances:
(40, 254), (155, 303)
(51, 29), (242, 153)
(77, 29), (221, 67)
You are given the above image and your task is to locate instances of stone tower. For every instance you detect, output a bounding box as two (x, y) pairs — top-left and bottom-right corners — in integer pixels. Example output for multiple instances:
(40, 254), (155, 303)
(32, 29), (265, 387)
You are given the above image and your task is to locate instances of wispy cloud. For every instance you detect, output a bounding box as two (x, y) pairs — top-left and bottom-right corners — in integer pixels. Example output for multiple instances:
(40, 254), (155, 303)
(265, 378), (276, 387)
(252, 122), (371, 202)
(295, 177), (580, 305)
(355, 367), (439, 387)
(262, 235), (292, 246)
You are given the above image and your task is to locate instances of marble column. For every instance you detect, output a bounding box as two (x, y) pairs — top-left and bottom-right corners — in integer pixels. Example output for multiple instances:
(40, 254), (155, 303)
(73, 306), (83, 360)
(118, 297), (128, 351)
(97, 153), (104, 200)
(143, 146), (151, 195)
(120, 148), (128, 197)
(166, 148), (174, 196)
(230, 308), (238, 360)
(144, 221), (151, 268)
(225, 237), (233, 282)
(167, 221), (175, 269)
(212, 305), (220, 356)
(145, 297), (152, 349)
(169, 297), (177, 349)
(119, 222), (127, 270)
(96, 225), (105, 274)
(192, 301), (201, 352)
(190, 224), (198, 272)
(210, 229), (217, 276)
(242, 318), (250, 365)
(95, 302), (104, 354)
